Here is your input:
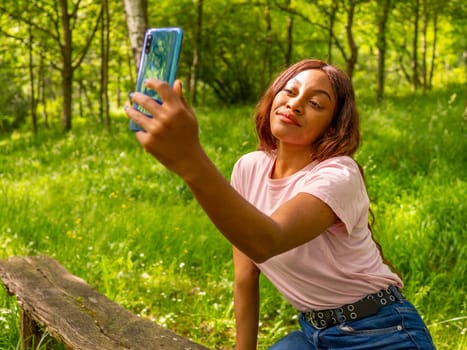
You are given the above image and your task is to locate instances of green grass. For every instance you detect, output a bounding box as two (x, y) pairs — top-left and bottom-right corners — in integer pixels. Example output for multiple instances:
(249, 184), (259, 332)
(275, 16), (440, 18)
(0, 86), (466, 349)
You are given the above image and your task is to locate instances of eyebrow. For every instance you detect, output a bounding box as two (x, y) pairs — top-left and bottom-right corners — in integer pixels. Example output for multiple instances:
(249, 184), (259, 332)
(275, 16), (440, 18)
(289, 78), (334, 102)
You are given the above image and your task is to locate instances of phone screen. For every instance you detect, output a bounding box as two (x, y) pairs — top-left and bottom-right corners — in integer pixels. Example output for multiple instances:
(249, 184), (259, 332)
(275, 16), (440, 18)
(130, 27), (183, 131)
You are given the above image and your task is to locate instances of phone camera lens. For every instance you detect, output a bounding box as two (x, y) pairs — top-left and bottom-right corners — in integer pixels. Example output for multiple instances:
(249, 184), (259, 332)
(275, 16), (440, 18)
(145, 35), (152, 54)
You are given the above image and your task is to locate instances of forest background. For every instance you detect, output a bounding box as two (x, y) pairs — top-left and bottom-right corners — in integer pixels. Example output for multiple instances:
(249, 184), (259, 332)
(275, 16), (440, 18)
(0, 0), (465, 132)
(0, 0), (466, 349)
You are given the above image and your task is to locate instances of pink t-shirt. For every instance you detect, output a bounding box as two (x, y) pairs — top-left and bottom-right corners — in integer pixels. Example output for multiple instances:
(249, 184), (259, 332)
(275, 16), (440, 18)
(230, 151), (403, 311)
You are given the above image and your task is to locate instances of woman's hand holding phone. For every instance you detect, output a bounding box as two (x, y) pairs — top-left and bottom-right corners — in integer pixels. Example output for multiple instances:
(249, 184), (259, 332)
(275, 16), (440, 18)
(126, 79), (205, 179)
(126, 28), (213, 186)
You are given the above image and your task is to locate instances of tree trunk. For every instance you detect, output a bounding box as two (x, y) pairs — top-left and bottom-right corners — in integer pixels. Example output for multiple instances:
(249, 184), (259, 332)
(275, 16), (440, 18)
(122, 0), (148, 71)
(345, 0), (358, 78)
(189, 0), (203, 105)
(412, 0), (420, 90)
(327, 1), (339, 64)
(421, 0), (428, 92)
(38, 56), (49, 128)
(376, 0), (391, 103)
(260, 0), (272, 93)
(78, 79), (84, 120)
(428, 11), (438, 90)
(59, 0), (73, 131)
(100, 0), (111, 131)
(28, 29), (37, 134)
(285, 0), (294, 67)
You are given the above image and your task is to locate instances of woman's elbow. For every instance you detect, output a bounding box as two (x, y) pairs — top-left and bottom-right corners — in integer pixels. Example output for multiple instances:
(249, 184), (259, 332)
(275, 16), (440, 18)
(248, 242), (284, 263)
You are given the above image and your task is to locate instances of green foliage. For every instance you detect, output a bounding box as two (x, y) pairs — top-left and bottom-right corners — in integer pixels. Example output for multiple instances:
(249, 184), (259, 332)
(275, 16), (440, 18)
(355, 87), (466, 350)
(0, 77), (29, 132)
(1, 0), (465, 132)
(0, 47), (30, 132)
(0, 290), (20, 349)
(0, 85), (466, 348)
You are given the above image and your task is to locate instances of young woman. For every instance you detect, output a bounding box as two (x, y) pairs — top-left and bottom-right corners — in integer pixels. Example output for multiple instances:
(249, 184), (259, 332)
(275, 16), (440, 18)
(126, 59), (436, 349)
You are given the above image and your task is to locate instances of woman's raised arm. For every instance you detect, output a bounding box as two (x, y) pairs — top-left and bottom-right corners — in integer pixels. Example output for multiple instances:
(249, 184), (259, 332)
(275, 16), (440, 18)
(125, 79), (336, 262)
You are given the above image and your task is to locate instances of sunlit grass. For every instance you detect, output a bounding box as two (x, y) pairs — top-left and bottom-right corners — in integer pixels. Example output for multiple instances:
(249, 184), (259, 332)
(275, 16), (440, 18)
(0, 88), (465, 349)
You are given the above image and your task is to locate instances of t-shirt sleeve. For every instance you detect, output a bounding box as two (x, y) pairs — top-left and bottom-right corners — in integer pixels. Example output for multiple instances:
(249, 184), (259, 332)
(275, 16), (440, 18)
(301, 157), (369, 236)
(230, 154), (247, 196)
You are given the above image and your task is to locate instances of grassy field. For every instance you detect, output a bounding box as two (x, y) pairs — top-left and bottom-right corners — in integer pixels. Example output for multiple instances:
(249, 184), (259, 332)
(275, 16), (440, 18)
(0, 84), (465, 349)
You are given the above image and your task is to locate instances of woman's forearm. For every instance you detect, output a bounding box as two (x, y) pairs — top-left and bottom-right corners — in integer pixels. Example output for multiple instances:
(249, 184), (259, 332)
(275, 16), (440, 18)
(234, 248), (260, 350)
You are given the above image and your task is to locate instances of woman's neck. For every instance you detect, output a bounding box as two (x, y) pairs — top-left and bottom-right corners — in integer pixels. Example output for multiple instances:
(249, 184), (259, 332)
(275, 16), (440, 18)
(271, 145), (314, 179)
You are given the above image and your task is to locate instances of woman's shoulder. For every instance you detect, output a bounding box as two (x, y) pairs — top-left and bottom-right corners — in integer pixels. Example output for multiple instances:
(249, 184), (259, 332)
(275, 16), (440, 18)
(231, 151), (275, 180)
(306, 156), (364, 185)
(315, 155), (360, 172)
(231, 151), (274, 189)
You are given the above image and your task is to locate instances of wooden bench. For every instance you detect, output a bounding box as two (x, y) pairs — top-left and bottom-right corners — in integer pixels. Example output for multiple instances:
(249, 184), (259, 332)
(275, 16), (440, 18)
(0, 255), (209, 350)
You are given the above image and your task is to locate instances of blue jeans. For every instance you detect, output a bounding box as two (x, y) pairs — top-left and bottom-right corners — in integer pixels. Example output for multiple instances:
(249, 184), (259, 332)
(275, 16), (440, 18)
(268, 300), (436, 349)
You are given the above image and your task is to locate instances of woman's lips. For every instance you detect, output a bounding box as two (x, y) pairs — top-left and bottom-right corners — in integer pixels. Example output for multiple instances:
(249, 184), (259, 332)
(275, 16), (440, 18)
(278, 112), (301, 126)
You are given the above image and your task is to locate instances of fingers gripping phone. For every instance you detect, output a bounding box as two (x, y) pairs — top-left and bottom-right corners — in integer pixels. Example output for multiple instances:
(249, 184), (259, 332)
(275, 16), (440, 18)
(129, 27), (183, 132)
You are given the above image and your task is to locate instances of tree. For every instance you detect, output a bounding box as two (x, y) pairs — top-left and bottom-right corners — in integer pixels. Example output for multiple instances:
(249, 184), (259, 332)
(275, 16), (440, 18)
(274, 0), (364, 78)
(195, 1), (270, 103)
(375, 0), (392, 103)
(0, 0), (465, 132)
(260, 0), (273, 94)
(122, 0), (148, 71)
(391, 0), (462, 91)
(421, 0), (443, 91)
(411, 0), (421, 89)
(28, 27), (38, 134)
(342, 0), (360, 78)
(325, 0), (339, 63)
(100, 0), (111, 130)
(0, 0), (103, 131)
(189, 0), (203, 105)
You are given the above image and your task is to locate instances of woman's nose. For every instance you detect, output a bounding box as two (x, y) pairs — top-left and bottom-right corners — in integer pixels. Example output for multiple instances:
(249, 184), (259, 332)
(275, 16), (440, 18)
(286, 96), (303, 114)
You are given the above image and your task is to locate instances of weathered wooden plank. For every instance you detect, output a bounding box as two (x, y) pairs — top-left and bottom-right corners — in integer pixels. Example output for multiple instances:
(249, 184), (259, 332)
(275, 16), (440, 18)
(0, 255), (209, 350)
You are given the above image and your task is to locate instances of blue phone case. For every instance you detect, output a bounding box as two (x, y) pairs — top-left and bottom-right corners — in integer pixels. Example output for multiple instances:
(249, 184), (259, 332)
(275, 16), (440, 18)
(130, 27), (183, 132)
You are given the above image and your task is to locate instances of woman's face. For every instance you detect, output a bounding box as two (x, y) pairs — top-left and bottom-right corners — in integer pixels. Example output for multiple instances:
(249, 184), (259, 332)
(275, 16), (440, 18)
(269, 69), (336, 149)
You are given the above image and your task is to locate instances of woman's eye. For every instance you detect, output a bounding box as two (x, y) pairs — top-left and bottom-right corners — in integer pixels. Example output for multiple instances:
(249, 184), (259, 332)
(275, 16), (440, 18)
(309, 100), (322, 109)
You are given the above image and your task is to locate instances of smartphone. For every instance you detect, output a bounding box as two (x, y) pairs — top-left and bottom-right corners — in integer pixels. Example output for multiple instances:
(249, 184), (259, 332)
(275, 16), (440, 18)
(130, 27), (183, 131)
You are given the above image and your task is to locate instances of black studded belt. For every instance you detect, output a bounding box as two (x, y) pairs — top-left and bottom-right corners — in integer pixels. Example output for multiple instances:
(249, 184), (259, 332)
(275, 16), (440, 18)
(302, 286), (404, 330)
